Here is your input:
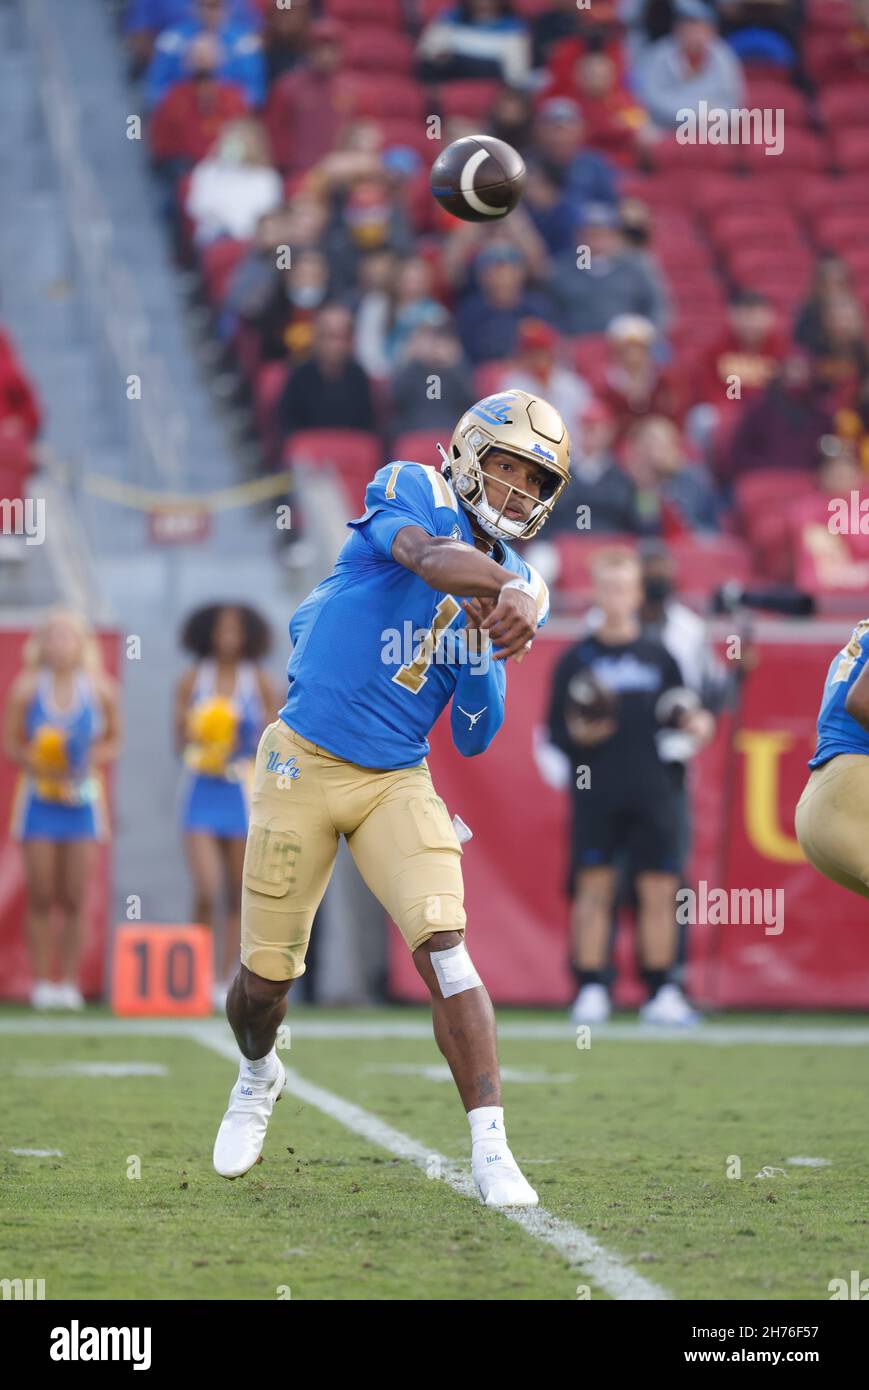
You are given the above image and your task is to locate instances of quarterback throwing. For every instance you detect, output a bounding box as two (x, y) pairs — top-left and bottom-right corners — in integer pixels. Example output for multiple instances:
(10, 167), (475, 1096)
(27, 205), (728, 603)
(213, 390), (568, 1207)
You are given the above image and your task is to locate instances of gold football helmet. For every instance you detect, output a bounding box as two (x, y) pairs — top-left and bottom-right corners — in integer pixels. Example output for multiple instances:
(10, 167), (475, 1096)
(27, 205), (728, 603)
(438, 389), (570, 542)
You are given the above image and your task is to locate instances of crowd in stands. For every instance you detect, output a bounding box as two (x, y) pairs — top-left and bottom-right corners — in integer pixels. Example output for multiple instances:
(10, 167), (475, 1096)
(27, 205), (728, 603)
(119, 0), (869, 605)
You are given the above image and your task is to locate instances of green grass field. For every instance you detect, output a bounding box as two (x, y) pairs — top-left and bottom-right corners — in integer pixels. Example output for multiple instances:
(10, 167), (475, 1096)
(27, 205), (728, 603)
(1, 1007), (867, 1301)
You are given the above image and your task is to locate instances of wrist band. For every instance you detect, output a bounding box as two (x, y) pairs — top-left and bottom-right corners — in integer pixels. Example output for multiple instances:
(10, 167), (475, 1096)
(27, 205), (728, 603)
(500, 577), (537, 601)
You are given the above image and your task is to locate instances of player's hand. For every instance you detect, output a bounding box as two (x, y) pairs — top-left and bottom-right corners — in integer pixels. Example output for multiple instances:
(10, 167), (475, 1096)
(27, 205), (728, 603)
(679, 708), (716, 745)
(481, 588), (538, 661)
(461, 597), (496, 631)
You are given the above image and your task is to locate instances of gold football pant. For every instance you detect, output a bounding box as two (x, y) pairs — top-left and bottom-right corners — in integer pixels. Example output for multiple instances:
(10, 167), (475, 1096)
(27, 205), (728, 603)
(240, 720), (466, 981)
(795, 753), (869, 901)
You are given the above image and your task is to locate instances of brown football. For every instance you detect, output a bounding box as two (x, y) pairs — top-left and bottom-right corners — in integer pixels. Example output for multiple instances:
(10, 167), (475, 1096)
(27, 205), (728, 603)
(430, 134), (526, 224)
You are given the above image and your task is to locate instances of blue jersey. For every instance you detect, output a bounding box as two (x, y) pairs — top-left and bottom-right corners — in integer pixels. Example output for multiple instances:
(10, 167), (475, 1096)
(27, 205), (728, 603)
(279, 462), (549, 769)
(808, 619), (869, 768)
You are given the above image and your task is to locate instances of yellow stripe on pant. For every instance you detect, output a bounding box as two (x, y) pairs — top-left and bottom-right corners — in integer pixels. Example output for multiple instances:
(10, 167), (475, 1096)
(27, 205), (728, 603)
(241, 720), (466, 982)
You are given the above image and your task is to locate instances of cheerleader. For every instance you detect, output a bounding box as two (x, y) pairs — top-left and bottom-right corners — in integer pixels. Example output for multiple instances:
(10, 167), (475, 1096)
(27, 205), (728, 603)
(3, 609), (121, 1009)
(175, 603), (275, 1008)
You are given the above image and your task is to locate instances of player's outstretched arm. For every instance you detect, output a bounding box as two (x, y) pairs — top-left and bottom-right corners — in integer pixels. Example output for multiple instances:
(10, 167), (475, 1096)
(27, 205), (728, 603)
(391, 525), (537, 660)
(450, 607), (507, 757)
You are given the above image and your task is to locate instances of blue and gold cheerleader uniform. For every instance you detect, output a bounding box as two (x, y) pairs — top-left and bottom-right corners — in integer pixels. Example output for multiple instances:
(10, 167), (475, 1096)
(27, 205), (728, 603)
(179, 660), (264, 838)
(11, 671), (106, 842)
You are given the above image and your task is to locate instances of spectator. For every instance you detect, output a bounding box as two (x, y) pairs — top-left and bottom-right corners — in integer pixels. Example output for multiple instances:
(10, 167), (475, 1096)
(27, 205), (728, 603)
(323, 176), (416, 301)
(716, 0), (804, 61)
(794, 255), (854, 357)
(389, 317), (474, 440)
(788, 440), (869, 595)
(144, 0), (266, 110)
(719, 352), (834, 484)
(0, 324), (42, 446)
(811, 294), (869, 413)
(551, 204), (669, 336)
(279, 304), (375, 438)
(538, 3), (626, 77)
(185, 118), (283, 244)
(417, 1), (531, 86)
(543, 399), (640, 536)
(489, 84), (535, 154)
(125, 0), (258, 77)
(689, 289), (784, 450)
(634, 0), (745, 131)
(455, 244), (555, 364)
(264, 19), (349, 176)
(492, 318), (593, 443)
(149, 32), (250, 175)
(624, 415), (720, 533)
(599, 314), (683, 441)
(247, 248), (331, 364)
(539, 48), (650, 161)
(524, 97), (619, 255)
(260, 0), (311, 84)
(354, 256), (444, 383)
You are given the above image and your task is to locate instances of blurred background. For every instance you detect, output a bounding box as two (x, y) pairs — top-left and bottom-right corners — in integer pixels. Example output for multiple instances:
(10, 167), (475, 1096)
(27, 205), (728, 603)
(2, 0), (869, 1013)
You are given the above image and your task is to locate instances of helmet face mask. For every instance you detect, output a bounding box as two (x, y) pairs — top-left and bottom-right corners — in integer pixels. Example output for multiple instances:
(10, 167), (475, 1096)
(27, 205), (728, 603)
(440, 391), (570, 542)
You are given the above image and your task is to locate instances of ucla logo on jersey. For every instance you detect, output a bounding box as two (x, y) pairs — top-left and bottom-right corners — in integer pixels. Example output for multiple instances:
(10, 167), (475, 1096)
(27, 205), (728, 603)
(471, 393), (516, 427)
(265, 750), (301, 781)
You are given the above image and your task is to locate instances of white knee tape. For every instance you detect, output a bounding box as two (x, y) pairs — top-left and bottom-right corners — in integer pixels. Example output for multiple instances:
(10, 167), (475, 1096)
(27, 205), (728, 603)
(430, 943), (482, 999)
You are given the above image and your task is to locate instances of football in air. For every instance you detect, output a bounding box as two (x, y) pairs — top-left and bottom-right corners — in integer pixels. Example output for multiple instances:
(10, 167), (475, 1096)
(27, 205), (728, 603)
(430, 134), (526, 223)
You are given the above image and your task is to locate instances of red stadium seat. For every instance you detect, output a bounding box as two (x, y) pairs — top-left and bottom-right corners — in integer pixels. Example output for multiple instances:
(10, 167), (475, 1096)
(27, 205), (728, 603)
(649, 137), (742, 174)
(734, 469), (817, 543)
(551, 534), (638, 595)
(200, 237), (250, 306)
(436, 81), (502, 120)
(811, 211), (867, 253)
(341, 77), (426, 121)
(392, 430), (446, 467)
(741, 128), (828, 172)
(283, 429), (384, 510)
(473, 361), (514, 398)
(744, 79), (811, 126)
(343, 27), (415, 74)
(706, 208), (802, 255)
(253, 361), (291, 455)
(325, 0), (404, 24)
(668, 534), (752, 596)
(831, 128), (869, 173)
(818, 85), (869, 128)
(806, 0), (853, 31)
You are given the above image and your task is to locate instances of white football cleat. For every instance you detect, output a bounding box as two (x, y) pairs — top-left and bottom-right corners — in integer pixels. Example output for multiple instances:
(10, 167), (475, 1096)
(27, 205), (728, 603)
(640, 983), (700, 1027)
(472, 1147), (539, 1208)
(213, 1056), (286, 1179)
(30, 980), (60, 1010)
(570, 982), (610, 1026)
(56, 982), (84, 1011)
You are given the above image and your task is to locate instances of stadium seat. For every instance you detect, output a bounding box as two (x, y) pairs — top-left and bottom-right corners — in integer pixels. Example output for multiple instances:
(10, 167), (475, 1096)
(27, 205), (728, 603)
(344, 28), (415, 75)
(326, 0), (404, 24)
(253, 361), (291, 456)
(436, 81), (502, 120)
(811, 211), (867, 254)
(706, 209), (802, 256)
(340, 76), (426, 121)
(649, 137), (742, 174)
(392, 430), (446, 467)
(668, 533), (752, 596)
(551, 534), (639, 595)
(744, 78), (810, 125)
(818, 85), (869, 128)
(734, 469), (817, 542)
(283, 429), (384, 509)
(741, 128), (828, 172)
(200, 238), (250, 306)
(831, 128), (869, 173)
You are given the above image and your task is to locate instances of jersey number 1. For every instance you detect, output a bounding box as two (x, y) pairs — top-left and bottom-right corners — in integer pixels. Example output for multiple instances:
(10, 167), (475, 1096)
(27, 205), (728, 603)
(393, 596), (461, 694)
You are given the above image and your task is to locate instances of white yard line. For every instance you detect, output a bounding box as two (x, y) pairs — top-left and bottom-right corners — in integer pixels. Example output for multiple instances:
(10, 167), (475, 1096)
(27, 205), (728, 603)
(2, 1017), (869, 1046)
(191, 1022), (671, 1302)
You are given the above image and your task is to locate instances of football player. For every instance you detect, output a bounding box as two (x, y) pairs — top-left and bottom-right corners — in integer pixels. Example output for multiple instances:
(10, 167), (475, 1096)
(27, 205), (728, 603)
(796, 618), (869, 898)
(212, 390), (568, 1206)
